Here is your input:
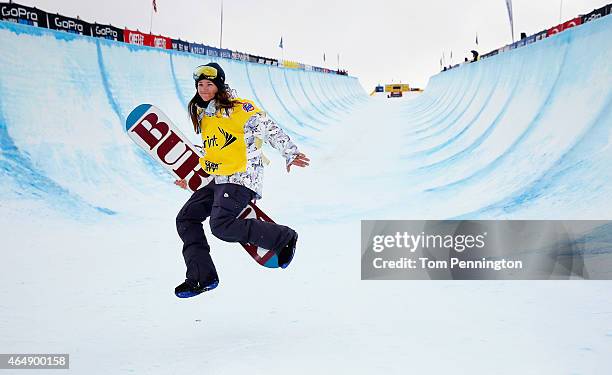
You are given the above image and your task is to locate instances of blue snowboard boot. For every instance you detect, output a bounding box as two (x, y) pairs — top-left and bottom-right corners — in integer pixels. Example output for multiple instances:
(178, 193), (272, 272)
(175, 278), (219, 298)
(278, 233), (298, 269)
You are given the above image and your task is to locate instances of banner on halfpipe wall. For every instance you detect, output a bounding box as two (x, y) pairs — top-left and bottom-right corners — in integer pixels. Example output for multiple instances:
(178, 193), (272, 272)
(582, 5), (611, 24)
(123, 29), (170, 49)
(144, 34), (171, 49)
(0, 2), (48, 27)
(189, 42), (207, 55)
(171, 39), (190, 53)
(92, 23), (123, 42)
(48, 13), (91, 36)
(206, 46), (220, 57)
(124, 28), (147, 46)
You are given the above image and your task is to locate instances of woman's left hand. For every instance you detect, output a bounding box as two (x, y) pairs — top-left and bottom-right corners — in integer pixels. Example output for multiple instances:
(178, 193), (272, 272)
(287, 153), (310, 172)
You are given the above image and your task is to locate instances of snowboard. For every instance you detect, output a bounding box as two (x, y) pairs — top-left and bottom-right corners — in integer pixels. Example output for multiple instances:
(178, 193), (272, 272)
(125, 104), (280, 268)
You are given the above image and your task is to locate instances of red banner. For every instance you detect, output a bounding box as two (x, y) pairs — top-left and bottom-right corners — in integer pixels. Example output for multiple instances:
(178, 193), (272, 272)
(547, 16), (583, 37)
(123, 29), (171, 49)
(547, 23), (564, 37)
(144, 34), (171, 49)
(124, 29), (147, 46)
(563, 16), (582, 30)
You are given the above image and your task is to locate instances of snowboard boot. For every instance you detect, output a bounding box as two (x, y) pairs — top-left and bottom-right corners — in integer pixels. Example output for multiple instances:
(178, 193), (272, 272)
(175, 278), (219, 298)
(278, 232), (298, 269)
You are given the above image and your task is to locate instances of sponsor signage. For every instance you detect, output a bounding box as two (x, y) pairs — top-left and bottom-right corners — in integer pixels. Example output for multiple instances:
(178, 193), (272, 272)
(48, 13), (91, 35)
(189, 42), (207, 55)
(0, 3), (48, 27)
(124, 28), (146, 46)
(123, 29), (170, 49)
(145, 34), (171, 49)
(171, 39), (190, 52)
(582, 5), (611, 24)
(92, 23), (123, 41)
(219, 48), (232, 59)
(563, 16), (582, 30)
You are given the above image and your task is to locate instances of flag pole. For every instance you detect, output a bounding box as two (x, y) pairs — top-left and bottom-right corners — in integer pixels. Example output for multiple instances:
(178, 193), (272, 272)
(219, 0), (224, 48)
(149, 4), (153, 33)
(505, 0), (515, 43)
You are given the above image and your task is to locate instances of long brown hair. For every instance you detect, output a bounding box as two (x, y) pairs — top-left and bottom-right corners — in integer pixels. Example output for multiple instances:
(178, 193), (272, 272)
(188, 84), (238, 134)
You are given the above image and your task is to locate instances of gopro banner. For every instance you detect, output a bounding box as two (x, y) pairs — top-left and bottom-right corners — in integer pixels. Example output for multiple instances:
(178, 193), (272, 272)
(361, 220), (612, 280)
(0, 3), (48, 27)
(48, 14), (91, 36)
(92, 23), (123, 41)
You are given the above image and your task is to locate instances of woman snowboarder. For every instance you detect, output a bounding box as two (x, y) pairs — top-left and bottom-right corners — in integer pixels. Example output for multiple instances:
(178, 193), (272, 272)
(174, 62), (310, 298)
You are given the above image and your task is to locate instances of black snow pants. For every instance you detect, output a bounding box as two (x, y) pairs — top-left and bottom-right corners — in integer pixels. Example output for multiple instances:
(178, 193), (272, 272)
(176, 181), (295, 283)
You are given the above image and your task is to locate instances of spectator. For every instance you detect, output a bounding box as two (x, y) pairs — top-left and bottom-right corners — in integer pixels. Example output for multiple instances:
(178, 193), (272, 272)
(471, 50), (479, 62)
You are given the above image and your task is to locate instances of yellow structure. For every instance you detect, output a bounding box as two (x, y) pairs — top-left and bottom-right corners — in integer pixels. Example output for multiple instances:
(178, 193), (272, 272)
(371, 83), (422, 96)
(281, 60), (301, 69)
(384, 84), (410, 93)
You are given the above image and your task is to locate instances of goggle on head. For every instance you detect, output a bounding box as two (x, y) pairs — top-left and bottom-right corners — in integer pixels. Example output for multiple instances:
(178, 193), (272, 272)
(193, 65), (220, 82)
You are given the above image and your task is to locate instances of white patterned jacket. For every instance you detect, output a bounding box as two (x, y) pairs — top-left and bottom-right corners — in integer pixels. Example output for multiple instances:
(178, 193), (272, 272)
(196, 100), (300, 199)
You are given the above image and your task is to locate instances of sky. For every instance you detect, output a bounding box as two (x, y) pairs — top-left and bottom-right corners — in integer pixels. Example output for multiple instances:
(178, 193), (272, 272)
(18, 0), (611, 91)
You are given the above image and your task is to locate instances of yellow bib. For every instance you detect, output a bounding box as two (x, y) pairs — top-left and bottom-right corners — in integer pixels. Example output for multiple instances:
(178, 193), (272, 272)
(198, 98), (261, 175)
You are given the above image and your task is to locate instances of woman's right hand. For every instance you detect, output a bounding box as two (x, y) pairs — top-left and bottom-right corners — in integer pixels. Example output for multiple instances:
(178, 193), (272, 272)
(174, 179), (188, 190)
